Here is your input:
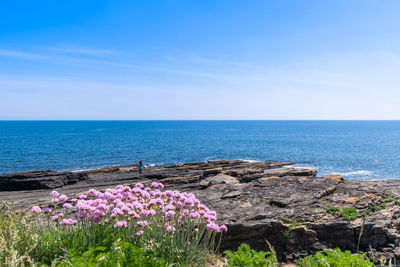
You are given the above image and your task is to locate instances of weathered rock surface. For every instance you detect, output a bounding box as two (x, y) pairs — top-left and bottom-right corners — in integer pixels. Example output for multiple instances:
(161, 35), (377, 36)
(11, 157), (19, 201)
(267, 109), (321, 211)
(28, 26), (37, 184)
(1, 160), (400, 263)
(0, 170), (88, 191)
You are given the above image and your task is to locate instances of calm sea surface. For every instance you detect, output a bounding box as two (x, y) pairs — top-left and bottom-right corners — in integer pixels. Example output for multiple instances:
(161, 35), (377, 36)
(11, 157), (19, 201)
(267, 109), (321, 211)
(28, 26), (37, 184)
(1, 121), (400, 180)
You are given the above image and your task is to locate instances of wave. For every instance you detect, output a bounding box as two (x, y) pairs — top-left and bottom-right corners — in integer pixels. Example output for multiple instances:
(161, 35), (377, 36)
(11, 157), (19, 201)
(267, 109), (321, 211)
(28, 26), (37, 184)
(284, 164), (318, 170)
(239, 159), (262, 163)
(338, 170), (373, 176)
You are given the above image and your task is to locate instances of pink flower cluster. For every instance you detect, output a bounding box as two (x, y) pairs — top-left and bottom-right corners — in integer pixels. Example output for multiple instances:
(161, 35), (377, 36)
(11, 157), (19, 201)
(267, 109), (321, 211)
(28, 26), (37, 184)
(33, 182), (228, 234)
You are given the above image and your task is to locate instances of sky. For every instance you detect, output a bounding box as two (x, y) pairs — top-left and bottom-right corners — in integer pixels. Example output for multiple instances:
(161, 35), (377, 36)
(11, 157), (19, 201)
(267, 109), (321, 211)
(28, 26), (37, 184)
(1, 0), (400, 120)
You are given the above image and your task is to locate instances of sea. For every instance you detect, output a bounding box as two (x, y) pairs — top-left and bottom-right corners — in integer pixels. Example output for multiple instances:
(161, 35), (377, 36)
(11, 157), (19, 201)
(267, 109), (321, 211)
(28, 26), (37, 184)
(1, 120), (400, 180)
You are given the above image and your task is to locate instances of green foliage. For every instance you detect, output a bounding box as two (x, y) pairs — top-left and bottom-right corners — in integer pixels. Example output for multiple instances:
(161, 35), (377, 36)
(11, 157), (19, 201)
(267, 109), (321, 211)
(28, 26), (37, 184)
(31, 220), (210, 266)
(383, 197), (396, 203)
(1, 202), (213, 266)
(59, 239), (166, 267)
(224, 243), (278, 267)
(370, 205), (383, 211)
(295, 248), (373, 267)
(281, 217), (291, 224)
(326, 206), (340, 215)
(327, 206), (359, 221)
(281, 217), (300, 238)
(381, 196), (400, 206)
(340, 207), (359, 221)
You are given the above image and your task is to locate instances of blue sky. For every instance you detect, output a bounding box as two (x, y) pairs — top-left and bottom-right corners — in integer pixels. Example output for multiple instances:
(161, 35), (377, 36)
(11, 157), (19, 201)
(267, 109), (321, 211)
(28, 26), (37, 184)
(1, 0), (400, 119)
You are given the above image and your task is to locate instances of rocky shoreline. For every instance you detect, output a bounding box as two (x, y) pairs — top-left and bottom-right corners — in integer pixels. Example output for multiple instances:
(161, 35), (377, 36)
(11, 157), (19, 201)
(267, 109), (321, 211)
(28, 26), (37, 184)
(1, 160), (400, 262)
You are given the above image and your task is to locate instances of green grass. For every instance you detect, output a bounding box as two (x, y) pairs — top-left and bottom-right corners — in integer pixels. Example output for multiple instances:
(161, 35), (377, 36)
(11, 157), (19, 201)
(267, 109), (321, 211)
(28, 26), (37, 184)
(0, 203), (38, 266)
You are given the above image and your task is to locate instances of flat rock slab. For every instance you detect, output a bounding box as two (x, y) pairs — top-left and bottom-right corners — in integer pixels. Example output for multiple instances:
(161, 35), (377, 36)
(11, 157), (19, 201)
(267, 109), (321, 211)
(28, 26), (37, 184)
(1, 160), (399, 263)
(0, 170), (88, 191)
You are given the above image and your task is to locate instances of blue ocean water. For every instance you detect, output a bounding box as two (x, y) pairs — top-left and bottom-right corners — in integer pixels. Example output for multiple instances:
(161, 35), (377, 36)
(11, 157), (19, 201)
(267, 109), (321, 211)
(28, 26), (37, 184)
(1, 121), (400, 180)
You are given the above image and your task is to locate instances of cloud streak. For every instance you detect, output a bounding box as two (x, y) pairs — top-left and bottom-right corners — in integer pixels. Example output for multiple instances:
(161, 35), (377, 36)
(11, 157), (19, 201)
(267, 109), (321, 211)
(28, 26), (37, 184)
(49, 46), (117, 55)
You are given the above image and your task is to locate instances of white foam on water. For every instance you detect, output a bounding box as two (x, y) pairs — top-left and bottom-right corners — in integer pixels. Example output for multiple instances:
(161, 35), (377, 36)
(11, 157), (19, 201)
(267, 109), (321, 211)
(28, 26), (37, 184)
(284, 164), (319, 170)
(338, 170), (373, 176)
(144, 163), (156, 168)
(239, 159), (262, 163)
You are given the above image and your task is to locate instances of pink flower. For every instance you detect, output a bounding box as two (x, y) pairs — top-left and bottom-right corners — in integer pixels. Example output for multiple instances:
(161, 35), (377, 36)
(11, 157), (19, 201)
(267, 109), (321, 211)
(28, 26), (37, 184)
(190, 212), (200, 219)
(92, 216), (102, 224)
(175, 202), (183, 209)
(43, 207), (52, 214)
(206, 222), (220, 232)
(63, 203), (73, 209)
(135, 183), (144, 189)
(166, 225), (176, 232)
(79, 195), (87, 199)
(50, 191), (60, 198)
(205, 211), (217, 220)
(129, 211), (140, 218)
(60, 218), (78, 226)
(88, 189), (99, 197)
(112, 208), (123, 215)
(184, 198), (194, 207)
(113, 220), (128, 229)
(219, 225), (228, 232)
(165, 204), (175, 211)
(136, 230), (144, 236)
(59, 195), (68, 202)
(165, 191), (173, 198)
(146, 209), (156, 217)
(141, 191), (151, 199)
(165, 210), (175, 220)
(31, 206), (41, 213)
(51, 215), (59, 221)
(137, 220), (148, 228)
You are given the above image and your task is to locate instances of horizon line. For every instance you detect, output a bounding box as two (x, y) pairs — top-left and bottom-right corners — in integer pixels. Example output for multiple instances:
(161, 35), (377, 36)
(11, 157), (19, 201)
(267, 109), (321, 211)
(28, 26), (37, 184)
(1, 119), (400, 122)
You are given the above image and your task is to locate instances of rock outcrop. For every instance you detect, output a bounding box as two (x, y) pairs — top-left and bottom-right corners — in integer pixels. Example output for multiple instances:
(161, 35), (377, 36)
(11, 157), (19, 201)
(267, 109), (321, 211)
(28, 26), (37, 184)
(1, 160), (400, 262)
(0, 170), (88, 191)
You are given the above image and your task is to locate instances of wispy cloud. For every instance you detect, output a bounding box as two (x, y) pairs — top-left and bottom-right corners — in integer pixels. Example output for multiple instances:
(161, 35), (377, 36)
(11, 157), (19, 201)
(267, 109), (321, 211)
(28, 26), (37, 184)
(0, 49), (50, 61)
(49, 46), (117, 55)
(0, 48), (232, 80)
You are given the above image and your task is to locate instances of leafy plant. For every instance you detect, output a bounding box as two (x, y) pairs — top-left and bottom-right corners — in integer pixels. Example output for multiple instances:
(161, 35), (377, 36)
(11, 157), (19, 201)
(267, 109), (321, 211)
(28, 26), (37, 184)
(326, 206), (340, 215)
(281, 217), (291, 224)
(295, 248), (373, 267)
(340, 207), (359, 221)
(224, 243), (278, 267)
(59, 239), (166, 267)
